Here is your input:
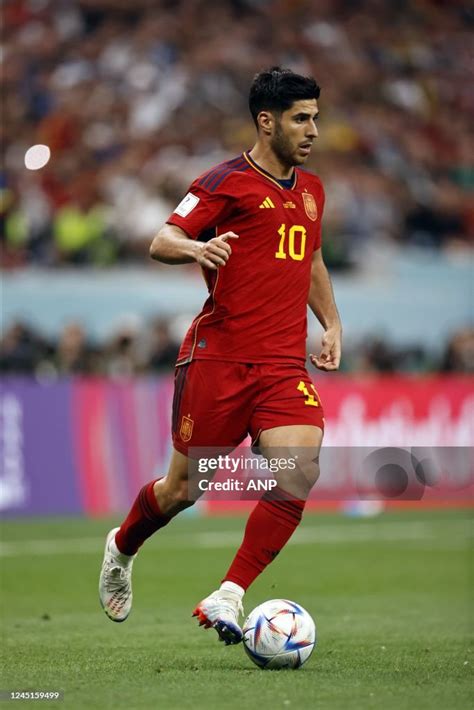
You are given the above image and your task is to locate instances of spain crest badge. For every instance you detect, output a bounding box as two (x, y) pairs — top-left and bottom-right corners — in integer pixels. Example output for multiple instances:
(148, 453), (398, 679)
(302, 192), (318, 221)
(180, 415), (194, 442)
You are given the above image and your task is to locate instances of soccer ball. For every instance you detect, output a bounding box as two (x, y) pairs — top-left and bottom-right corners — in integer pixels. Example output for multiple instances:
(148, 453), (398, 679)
(242, 599), (316, 669)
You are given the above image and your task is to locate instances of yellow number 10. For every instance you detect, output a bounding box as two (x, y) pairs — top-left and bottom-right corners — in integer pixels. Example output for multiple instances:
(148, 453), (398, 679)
(275, 224), (307, 261)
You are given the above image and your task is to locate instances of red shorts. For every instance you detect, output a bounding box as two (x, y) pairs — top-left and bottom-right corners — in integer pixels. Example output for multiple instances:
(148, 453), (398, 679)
(171, 359), (324, 456)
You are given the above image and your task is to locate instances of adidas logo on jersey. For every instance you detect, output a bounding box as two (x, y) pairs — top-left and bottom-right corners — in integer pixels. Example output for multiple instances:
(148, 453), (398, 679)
(259, 197), (275, 209)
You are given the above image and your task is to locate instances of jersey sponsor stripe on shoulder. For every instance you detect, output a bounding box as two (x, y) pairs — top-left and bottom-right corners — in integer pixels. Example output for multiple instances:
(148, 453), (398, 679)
(198, 156), (245, 188)
(204, 158), (247, 192)
(207, 159), (247, 192)
(198, 168), (223, 188)
(198, 166), (227, 188)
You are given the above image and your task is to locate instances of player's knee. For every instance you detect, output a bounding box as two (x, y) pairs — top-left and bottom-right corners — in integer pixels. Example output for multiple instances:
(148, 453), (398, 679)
(298, 457), (320, 488)
(277, 456), (320, 498)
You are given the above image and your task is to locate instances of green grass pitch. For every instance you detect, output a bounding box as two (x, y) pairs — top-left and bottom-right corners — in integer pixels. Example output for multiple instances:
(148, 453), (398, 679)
(1, 509), (472, 709)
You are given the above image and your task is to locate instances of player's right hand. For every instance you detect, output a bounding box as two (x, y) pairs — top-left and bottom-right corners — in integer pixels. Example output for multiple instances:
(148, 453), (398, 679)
(196, 232), (239, 270)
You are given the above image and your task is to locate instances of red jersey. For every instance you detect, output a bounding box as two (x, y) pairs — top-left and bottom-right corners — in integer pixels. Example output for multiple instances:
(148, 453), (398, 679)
(167, 151), (325, 365)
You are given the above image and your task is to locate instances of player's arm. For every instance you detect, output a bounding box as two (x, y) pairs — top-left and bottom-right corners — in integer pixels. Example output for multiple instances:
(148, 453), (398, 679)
(150, 177), (239, 269)
(308, 247), (342, 371)
(150, 224), (238, 270)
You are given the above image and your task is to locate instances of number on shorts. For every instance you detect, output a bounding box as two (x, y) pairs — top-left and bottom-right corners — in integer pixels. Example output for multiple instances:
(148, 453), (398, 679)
(297, 380), (320, 407)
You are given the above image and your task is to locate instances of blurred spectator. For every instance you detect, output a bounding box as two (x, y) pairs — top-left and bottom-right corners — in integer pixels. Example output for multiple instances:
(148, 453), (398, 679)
(54, 322), (101, 374)
(146, 318), (180, 372)
(104, 321), (146, 378)
(1, 0), (472, 269)
(0, 322), (52, 373)
(440, 328), (474, 373)
(342, 335), (433, 374)
(53, 195), (117, 265)
(355, 336), (398, 374)
(405, 179), (470, 249)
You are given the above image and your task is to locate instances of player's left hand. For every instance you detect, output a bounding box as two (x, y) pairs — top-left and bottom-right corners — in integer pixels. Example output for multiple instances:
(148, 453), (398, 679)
(310, 327), (342, 371)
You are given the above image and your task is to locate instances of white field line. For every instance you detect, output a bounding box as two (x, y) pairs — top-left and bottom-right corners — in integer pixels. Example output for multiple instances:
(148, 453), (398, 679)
(0, 520), (470, 557)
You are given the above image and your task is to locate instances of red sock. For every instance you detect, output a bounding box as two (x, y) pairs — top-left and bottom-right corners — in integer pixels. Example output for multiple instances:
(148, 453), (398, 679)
(223, 486), (306, 590)
(115, 479), (171, 555)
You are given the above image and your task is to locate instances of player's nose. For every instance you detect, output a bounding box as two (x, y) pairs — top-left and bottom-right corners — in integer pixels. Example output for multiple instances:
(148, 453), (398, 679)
(307, 121), (318, 138)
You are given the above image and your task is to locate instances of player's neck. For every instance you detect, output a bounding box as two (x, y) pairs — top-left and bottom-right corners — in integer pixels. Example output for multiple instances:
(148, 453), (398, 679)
(247, 144), (294, 180)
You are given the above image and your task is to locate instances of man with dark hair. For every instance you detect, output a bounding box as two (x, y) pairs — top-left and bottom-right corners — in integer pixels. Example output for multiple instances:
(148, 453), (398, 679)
(99, 67), (341, 645)
(248, 66), (321, 126)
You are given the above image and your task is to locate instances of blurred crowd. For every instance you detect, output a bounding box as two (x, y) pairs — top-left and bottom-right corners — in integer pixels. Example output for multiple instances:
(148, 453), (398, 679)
(2, 0), (473, 269)
(0, 318), (180, 377)
(1, 318), (473, 377)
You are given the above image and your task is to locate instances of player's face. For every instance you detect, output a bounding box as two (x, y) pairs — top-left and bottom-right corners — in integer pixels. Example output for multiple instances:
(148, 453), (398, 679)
(270, 99), (319, 167)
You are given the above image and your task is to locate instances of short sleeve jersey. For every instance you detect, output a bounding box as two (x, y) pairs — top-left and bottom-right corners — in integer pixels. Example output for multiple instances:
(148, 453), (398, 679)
(167, 151), (325, 365)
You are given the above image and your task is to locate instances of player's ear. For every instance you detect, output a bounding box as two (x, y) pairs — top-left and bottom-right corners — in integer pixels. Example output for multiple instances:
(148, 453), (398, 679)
(257, 111), (274, 136)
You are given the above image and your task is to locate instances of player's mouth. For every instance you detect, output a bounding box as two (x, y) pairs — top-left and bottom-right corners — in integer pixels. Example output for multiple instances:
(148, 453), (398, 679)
(298, 142), (313, 156)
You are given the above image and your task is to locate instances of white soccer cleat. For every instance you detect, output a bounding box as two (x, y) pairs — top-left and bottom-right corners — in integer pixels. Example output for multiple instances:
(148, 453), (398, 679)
(99, 527), (136, 622)
(192, 590), (244, 645)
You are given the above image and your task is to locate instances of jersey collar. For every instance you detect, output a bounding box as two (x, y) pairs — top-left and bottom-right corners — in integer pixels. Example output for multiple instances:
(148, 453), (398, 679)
(243, 151), (297, 191)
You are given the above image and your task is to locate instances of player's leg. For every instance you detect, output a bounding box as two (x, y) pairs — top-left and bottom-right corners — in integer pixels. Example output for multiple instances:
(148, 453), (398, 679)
(188, 364), (262, 644)
(158, 455), (246, 645)
(196, 363), (324, 636)
(114, 448), (196, 555)
(99, 448), (194, 622)
(99, 360), (200, 622)
(194, 424), (322, 644)
(222, 424), (322, 592)
(100, 359), (254, 627)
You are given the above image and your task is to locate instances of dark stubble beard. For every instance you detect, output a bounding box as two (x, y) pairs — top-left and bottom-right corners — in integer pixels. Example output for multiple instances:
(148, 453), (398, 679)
(270, 119), (299, 168)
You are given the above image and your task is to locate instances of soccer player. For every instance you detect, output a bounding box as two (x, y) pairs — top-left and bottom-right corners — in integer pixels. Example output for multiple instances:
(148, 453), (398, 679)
(99, 67), (341, 644)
